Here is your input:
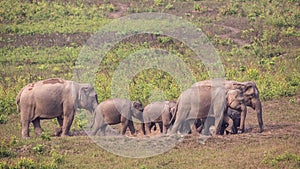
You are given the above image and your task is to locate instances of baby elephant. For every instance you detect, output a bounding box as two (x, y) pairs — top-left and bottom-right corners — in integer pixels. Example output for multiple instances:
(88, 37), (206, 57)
(143, 101), (176, 135)
(90, 98), (143, 136)
(220, 107), (242, 135)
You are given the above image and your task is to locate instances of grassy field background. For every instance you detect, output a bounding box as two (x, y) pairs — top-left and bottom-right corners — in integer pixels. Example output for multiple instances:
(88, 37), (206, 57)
(0, 0), (300, 168)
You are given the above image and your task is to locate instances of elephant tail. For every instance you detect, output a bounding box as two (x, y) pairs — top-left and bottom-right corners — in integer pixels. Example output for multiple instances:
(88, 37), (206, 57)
(16, 87), (25, 113)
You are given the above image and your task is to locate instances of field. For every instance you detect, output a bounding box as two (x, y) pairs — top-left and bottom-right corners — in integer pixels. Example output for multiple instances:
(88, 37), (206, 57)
(0, 0), (300, 168)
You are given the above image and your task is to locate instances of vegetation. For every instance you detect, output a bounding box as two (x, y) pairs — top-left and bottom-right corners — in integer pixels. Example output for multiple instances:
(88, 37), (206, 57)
(0, 0), (299, 168)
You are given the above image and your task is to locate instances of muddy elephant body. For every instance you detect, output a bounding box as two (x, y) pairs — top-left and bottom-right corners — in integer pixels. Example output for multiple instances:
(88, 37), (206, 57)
(143, 101), (176, 135)
(16, 78), (98, 138)
(169, 80), (247, 136)
(90, 98), (143, 136)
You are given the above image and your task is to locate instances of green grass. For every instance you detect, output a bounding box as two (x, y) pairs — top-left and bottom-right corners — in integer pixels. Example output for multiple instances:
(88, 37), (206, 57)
(0, 0), (111, 34)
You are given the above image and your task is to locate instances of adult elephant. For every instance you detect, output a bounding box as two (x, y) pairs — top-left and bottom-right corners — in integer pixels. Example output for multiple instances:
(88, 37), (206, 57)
(224, 80), (263, 133)
(143, 101), (176, 135)
(169, 80), (247, 136)
(90, 98), (144, 136)
(16, 78), (98, 138)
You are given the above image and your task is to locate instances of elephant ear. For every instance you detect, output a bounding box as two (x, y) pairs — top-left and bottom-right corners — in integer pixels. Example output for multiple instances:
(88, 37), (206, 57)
(241, 81), (258, 98)
(226, 89), (236, 106)
(226, 89), (243, 106)
(232, 82), (247, 92)
(79, 85), (90, 105)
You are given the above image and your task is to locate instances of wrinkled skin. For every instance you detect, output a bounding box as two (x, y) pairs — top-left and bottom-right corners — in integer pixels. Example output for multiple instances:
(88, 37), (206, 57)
(220, 107), (242, 135)
(224, 80), (263, 132)
(143, 101), (176, 135)
(195, 90), (246, 135)
(90, 98), (143, 136)
(191, 80), (263, 133)
(169, 80), (247, 136)
(16, 78), (98, 138)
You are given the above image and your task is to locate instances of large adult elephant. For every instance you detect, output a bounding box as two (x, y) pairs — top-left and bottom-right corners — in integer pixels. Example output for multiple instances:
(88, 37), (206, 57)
(90, 98), (144, 136)
(169, 80), (248, 136)
(224, 80), (263, 133)
(143, 101), (176, 135)
(16, 78), (98, 138)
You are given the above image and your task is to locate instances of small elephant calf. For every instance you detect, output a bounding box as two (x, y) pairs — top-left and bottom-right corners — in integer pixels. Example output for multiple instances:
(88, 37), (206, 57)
(143, 101), (176, 135)
(90, 98), (143, 136)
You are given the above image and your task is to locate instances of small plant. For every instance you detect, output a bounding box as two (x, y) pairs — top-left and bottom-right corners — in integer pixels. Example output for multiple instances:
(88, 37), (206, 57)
(0, 147), (15, 158)
(154, 0), (164, 6)
(194, 4), (201, 11)
(0, 114), (7, 124)
(158, 36), (172, 44)
(40, 133), (51, 141)
(51, 151), (65, 164)
(165, 3), (174, 10)
(32, 144), (44, 154)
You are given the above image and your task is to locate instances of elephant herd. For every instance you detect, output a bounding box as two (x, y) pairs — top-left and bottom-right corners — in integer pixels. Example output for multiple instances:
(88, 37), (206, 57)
(16, 78), (263, 139)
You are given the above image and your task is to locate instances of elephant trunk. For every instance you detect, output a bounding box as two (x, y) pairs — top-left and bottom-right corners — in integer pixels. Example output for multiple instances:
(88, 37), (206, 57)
(254, 99), (263, 133)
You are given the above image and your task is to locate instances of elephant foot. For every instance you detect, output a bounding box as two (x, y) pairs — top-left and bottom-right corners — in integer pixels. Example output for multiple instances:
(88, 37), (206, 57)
(22, 136), (30, 139)
(61, 133), (71, 137)
(209, 126), (216, 136)
(61, 131), (72, 137)
(54, 128), (62, 137)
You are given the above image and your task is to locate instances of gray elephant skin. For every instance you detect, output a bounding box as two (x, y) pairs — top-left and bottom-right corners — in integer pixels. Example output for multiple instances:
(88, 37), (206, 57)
(143, 101), (176, 135)
(220, 107), (242, 135)
(16, 78), (98, 138)
(224, 80), (263, 132)
(170, 80), (248, 136)
(90, 98), (143, 136)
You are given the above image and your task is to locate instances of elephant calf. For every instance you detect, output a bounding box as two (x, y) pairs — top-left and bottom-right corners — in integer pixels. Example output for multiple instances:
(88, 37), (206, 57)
(90, 98), (143, 136)
(220, 107), (242, 135)
(143, 101), (176, 135)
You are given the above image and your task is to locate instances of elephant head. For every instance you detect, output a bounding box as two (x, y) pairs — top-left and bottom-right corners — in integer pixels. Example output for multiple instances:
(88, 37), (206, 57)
(78, 84), (98, 113)
(131, 101), (144, 121)
(226, 89), (247, 133)
(230, 81), (263, 132)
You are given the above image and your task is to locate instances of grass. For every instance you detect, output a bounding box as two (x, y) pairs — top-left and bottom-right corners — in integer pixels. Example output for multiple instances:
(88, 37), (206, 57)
(0, 0), (299, 168)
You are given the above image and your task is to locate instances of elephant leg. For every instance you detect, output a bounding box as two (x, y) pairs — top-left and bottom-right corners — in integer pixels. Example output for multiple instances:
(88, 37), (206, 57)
(54, 116), (63, 136)
(120, 115), (128, 135)
(224, 115), (233, 134)
(158, 122), (163, 133)
(128, 120), (136, 135)
(189, 119), (199, 135)
(90, 115), (102, 136)
(170, 111), (188, 135)
(202, 116), (215, 135)
(100, 125), (108, 136)
(140, 123), (146, 135)
(239, 105), (247, 133)
(61, 110), (75, 137)
(144, 122), (151, 135)
(21, 120), (30, 138)
(162, 123), (169, 134)
(32, 118), (42, 137)
(196, 118), (205, 133)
